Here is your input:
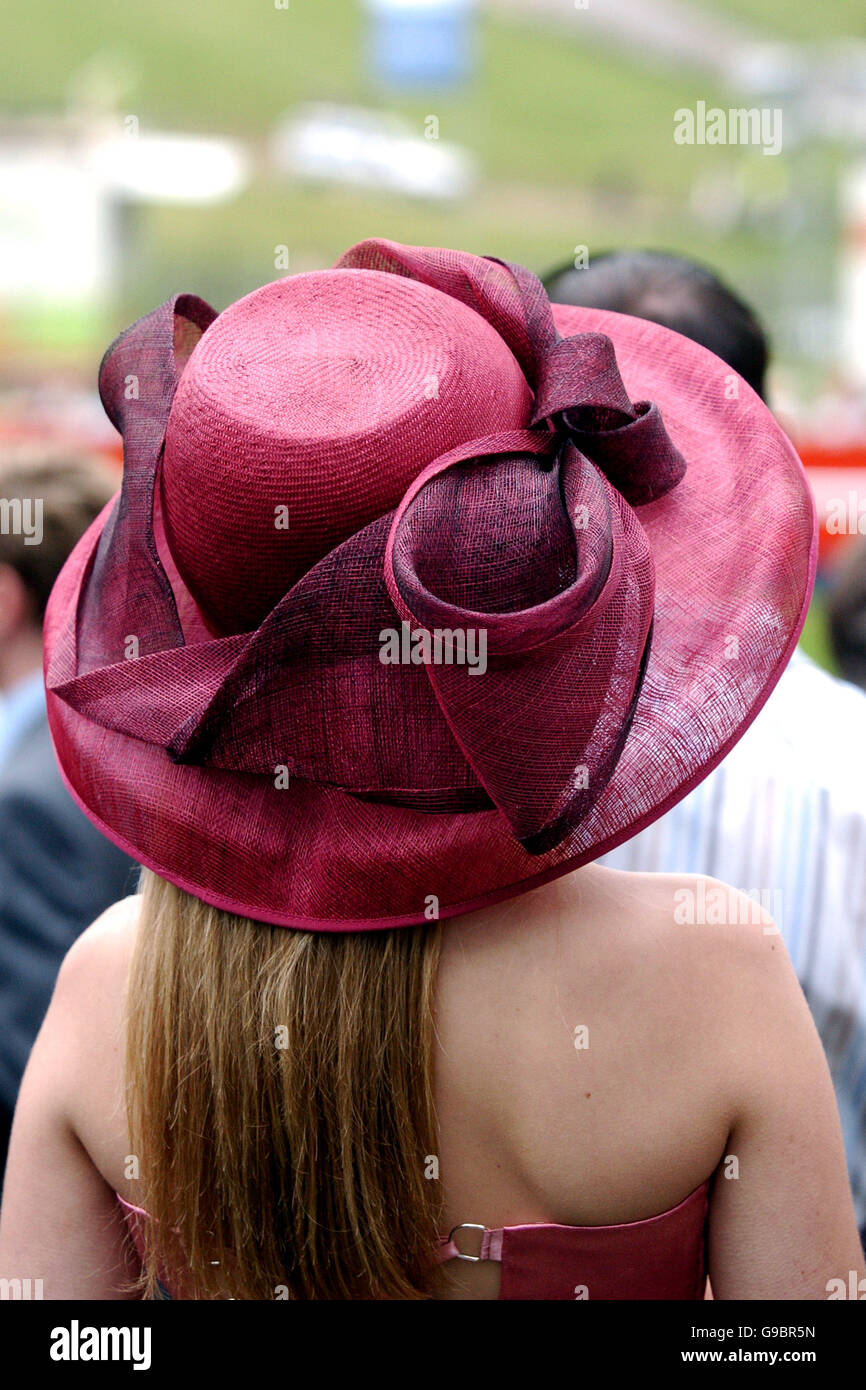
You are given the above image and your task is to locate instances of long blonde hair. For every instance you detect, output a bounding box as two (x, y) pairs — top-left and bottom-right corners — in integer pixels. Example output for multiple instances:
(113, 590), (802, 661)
(125, 868), (443, 1299)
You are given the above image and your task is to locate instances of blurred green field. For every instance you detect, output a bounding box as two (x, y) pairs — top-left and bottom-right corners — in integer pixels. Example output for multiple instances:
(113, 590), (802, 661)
(800, 594), (836, 673)
(710, 0), (866, 40)
(0, 0), (850, 346)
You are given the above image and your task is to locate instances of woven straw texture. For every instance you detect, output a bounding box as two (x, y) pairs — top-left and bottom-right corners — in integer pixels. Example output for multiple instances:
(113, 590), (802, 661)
(43, 240), (816, 929)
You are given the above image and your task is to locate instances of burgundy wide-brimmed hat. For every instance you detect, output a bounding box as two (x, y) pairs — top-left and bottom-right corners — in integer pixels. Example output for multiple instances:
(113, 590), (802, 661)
(44, 239), (816, 930)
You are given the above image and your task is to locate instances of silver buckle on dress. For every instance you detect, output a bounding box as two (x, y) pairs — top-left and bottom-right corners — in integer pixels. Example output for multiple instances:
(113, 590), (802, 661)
(447, 1222), (488, 1262)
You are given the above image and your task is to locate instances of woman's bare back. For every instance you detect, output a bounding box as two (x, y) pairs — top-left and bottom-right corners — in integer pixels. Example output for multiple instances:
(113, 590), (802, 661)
(430, 865), (732, 1294)
(3, 862), (862, 1299)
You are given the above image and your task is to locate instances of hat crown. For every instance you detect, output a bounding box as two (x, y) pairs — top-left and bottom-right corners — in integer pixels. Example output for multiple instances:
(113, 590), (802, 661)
(161, 269), (532, 634)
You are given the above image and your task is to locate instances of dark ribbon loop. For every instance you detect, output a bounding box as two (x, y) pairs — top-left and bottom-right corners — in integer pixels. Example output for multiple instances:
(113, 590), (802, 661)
(531, 330), (687, 506)
(75, 294), (217, 675)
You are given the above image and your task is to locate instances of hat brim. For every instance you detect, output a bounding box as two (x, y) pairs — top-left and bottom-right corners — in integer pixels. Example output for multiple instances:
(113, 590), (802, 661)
(44, 304), (816, 930)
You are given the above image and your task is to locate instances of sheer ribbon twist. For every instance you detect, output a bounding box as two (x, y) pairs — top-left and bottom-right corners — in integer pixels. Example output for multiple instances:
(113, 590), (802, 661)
(47, 241), (686, 853)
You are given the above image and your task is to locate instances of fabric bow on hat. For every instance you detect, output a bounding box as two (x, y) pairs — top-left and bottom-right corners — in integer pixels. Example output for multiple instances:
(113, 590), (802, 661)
(47, 239), (687, 855)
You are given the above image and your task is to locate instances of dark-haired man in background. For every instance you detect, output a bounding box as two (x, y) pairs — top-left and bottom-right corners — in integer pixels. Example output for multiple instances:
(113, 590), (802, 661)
(0, 449), (138, 1180)
(544, 249), (768, 397)
(544, 248), (866, 1243)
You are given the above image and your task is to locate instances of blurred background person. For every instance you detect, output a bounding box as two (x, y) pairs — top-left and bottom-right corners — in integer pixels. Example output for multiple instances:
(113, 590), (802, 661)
(544, 247), (866, 1243)
(543, 250), (769, 398)
(0, 449), (138, 1178)
(827, 532), (866, 691)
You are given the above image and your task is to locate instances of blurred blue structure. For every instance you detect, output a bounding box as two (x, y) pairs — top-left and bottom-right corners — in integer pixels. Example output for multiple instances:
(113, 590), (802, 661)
(364, 0), (477, 89)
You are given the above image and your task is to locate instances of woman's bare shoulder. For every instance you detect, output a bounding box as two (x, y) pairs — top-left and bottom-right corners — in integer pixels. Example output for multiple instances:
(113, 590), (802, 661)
(569, 863), (799, 1031)
(52, 893), (142, 1023)
(62, 892), (141, 959)
(444, 862), (792, 1042)
(577, 862), (783, 949)
(446, 862), (787, 975)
